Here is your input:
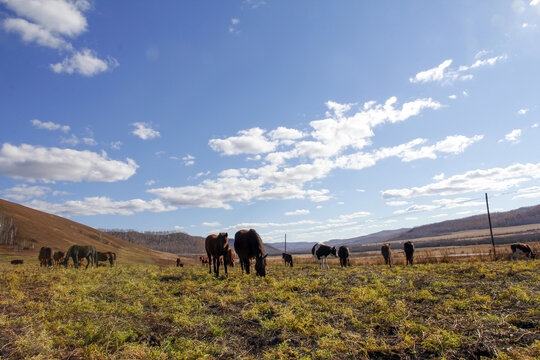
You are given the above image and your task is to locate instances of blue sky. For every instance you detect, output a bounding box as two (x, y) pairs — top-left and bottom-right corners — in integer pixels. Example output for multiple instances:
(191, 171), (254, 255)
(1, 0), (540, 243)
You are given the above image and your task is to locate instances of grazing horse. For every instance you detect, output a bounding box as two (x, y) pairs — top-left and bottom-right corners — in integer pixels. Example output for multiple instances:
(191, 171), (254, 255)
(312, 243), (337, 269)
(176, 258), (183, 267)
(403, 241), (415, 265)
(38, 247), (53, 267)
(511, 243), (536, 260)
(199, 256), (209, 265)
(53, 251), (65, 265)
(97, 251), (116, 267)
(234, 229), (267, 276)
(10, 259), (23, 265)
(63, 245), (97, 268)
(205, 233), (229, 277)
(225, 247), (235, 267)
(282, 253), (293, 267)
(381, 244), (391, 266)
(338, 246), (351, 267)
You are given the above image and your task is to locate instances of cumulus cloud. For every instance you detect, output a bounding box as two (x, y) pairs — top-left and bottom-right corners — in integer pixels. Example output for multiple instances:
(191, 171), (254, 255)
(0, 143), (138, 182)
(202, 221), (221, 227)
(131, 122), (160, 140)
(1, 184), (50, 201)
(209, 127), (277, 155)
(501, 129), (522, 144)
(517, 108), (529, 115)
(284, 209), (310, 216)
(51, 49), (118, 76)
(31, 119), (70, 132)
(1, 0), (118, 76)
(26, 197), (176, 216)
(410, 54), (507, 85)
(382, 162), (540, 199)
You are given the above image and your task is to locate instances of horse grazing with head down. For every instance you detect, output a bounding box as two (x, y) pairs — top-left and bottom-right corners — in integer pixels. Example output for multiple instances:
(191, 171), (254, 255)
(234, 229), (267, 276)
(282, 253), (293, 267)
(381, 244), (391, 266)
(338, 246), (351, 267)
(97, 251), (116, 267)
(205, 233), (229, 277)
(403, 241), (415, 265)
(38, 247), (53, 267)
(63, 245), (97, 269)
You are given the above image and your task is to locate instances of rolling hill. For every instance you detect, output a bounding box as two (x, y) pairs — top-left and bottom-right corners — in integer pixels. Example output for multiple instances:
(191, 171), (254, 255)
(0, 199), (176, 265)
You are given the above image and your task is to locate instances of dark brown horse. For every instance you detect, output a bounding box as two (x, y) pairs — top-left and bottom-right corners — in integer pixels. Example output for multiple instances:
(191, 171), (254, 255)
(225, 247), (235, 267)
(53, 251), (65, 265)
(38, 247), (53, 267)
(282, 253), (293, 267)
(97, 251), (116, 267)
(381, 244), (391, 266)
(234, 229), (267, 276)
(63, 245), (97, 268)
(176, 258), (183, 267)
(205, 233), (229, 277)
(338, 246), (350, 267)
(403, 241), (415, 265)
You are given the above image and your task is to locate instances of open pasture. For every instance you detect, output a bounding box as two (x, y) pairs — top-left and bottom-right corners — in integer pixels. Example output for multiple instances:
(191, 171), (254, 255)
(0, 259), (539, 359)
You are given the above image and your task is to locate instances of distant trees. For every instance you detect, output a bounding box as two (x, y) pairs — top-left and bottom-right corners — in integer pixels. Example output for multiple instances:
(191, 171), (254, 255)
(104, 230), (205, 254)
(0, 213), (18, 246)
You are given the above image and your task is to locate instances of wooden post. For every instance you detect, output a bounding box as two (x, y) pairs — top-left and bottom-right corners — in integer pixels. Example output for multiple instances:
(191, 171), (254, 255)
(485, 193), (496, 259)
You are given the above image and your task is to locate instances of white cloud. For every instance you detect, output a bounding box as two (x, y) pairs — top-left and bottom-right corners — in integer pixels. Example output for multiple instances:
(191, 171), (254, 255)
(284, 209), (310, 216)
(131, 122), (160, 140)
(394, 204), (439, 215)
(26, 197), (176, 216)
(3, 17), (70, 49)
(448, 94), (457, 99)
(183, 154), (195, 166)
(1, 184), (50, 201)
(82, 137), (97, 146)
(0, 143), (138, 182)
(410, 55), (506, 85)
(328, 211), (370, 223)
(31, 119), (70, 132)
(409, 59), (453, 83)
(518, 108), (529, 115)
(533, 123), (539, 128)
(433, 173), (445, 181)
(145, 180), (156, 186)
(386, 200), (409, 206)
(501, 129), (522, 144)
(2, 0), (118, 76)
(60, 134), (79, 145)
(51, 49), (118, 76)
(209, 127), (277, 155)
(268, 127), (305, 142)
(174, 225), (184, 231)
(512, 186), (540, 199)
(383, 162), (540, 199)
(110, 141), (122, 150)
(531, 0), (540, 6)
(202, 221), (221, 227)
(229, 18), (240, 33)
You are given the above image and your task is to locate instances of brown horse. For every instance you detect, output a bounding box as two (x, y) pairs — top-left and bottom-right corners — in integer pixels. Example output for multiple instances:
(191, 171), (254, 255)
(97, 251), (116, 267)
(381, 244), (391, 266)
(282, 253), (293, 267)
(63, 245), (97, 268)
(205, 233), (229, 277)
(53, 251), (65, 265)
(234, 229), (267, 276)
(39, 247), (53, 267)
(225, 247), (235, 267)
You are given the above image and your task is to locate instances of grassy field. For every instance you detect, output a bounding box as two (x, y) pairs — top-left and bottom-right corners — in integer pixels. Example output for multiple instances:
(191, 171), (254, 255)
(0, 259), (539, 359)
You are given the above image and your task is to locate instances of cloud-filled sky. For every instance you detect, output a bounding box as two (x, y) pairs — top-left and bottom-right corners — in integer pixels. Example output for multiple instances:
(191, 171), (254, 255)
(1, 1), (540, 243)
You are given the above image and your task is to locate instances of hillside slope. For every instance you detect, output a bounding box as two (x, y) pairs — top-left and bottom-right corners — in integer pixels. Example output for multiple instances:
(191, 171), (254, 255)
(0, 199), (176, 265)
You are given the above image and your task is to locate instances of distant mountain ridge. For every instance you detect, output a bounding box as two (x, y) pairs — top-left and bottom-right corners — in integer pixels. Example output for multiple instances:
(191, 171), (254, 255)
(105, 230), (283, 256)
(272, 204), (540, 253)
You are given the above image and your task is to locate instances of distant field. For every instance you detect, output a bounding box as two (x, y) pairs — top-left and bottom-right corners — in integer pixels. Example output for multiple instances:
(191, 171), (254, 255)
(0, 260), (538, 359)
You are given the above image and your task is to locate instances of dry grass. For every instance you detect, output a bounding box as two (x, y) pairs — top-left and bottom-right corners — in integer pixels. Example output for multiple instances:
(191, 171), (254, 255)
(0, 258), (538, 359)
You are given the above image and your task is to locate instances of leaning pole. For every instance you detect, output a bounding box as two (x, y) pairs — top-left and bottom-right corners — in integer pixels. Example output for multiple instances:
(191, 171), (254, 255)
(485, 193), (496, 259)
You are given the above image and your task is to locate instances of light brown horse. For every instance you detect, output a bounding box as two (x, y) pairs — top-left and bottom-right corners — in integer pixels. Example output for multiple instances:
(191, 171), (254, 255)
(97, 251), (116, 267)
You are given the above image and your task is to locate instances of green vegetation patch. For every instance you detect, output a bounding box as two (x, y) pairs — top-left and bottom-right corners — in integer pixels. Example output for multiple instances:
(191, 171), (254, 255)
(0, 260), (538, 359)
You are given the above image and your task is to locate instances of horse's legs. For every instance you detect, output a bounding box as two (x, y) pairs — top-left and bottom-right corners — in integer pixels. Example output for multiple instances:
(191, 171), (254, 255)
(207, 254), (212, 274)
(243, 258), (250, 274)
(215, 257), (220, 277)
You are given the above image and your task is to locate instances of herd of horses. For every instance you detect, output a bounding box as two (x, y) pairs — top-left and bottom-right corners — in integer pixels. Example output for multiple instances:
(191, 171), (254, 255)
(37, 245), (116, 268)
(7, 231), (536, 272)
